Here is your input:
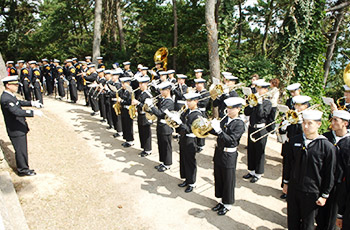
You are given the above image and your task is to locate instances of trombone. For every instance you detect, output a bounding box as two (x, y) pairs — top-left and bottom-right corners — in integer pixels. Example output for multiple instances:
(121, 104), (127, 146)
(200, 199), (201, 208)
(249, 104), (320, 142)
(245, 87), (278, 107)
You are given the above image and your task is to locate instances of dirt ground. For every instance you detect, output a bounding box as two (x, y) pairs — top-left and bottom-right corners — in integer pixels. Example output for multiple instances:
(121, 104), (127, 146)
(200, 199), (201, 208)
(0, 92), (287, 230)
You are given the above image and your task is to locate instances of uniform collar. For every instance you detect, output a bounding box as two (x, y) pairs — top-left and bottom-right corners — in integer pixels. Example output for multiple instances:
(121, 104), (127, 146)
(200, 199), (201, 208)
(4, 90), (15, 97)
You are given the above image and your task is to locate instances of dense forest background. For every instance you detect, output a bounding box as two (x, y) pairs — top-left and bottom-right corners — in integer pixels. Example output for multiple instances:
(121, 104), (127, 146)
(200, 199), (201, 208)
(0, 0), (349, 101)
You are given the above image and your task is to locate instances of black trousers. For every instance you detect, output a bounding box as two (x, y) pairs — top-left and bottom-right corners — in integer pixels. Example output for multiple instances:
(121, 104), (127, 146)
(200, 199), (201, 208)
(315, 184), (340, 230)
(121, 108), (133, 141)
(46, 76), (54, 95)
(247, 126), (268, 174)
(57, 78), (65, 97)
(33, 81), (43, 104)
(287, 188), (319, 230)
(22, 80), (32, 101)
(88, 90), (99, 112)
(69, 79), (78, 102)
(138, 116), (152, 152)
(157, 131), (172, 166)
(105, 98), (113, 127)
(98, 94), (106, 119)
(214, 153), (238, 204)
(83, 86), (89, 105)
(77, 76), (84, 91)
(9, 135), (29, 173)
(179, 136), (197, 184)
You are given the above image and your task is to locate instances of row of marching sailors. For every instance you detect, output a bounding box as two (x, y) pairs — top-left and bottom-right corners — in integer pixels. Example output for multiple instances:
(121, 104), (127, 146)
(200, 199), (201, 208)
(85, 68), (245, 216)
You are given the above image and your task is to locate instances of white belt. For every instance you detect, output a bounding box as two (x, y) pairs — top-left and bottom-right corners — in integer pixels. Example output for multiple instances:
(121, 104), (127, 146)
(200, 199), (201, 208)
(254, 123), (265, 128)
(177, 100), (186, 104)
(160, 119), (166, 124)
(139, 111), (145, 114)
(186, 133), (196, 138)
(224, 147), (237, 152)
(124, 105), (130, 109)
(199, 108), (206, 112)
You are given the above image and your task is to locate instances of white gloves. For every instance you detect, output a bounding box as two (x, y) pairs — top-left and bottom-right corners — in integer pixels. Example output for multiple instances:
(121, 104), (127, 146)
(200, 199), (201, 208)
(280, 120), (290, 131)
(33, 110), (43, 117)
(172, 115), (182, 125)
(211, 118), (222, 134)
(31, 100), (44, 108)
(224, 88), (230, 94)
(144, 98), (153, 108)
(257, 97), (263, 104)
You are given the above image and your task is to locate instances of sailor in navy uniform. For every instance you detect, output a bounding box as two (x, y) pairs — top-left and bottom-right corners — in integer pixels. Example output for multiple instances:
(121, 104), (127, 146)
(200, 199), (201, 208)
(85, 64), (100, 115)
(213, 72), (239, 118)
(316, 110), (350, 230)
(337, 154), (350, 229)
(195, 78), (210, 152)
(85, 56), (92, 63)
(0, 76), (44, 176)
(173, 92), (203, 192)
(42, 58), (54, 95)
(97, 57), (105, 69)
(29, 61), (43, 104)
(285, 83), (302, 110)
(210, 97), (245, 215)
(144, 82), (174, 172)
(283, 110), (336, 230)
(243, 80), (272, 183)
(17, 60), (31, 100)
(65, 59), (78, 103)
(279, 95), (310, 199)
(132, 76), (153, 157)
(96, 68), (107, 122)
(123, 61), (136, 90)
(110, 70), (123, 138)
(167, 70), (176, 84)
(118, 77), (134, 147)
(173, 74), (188, 111)
(6, 61), (17, 76)
(52, 59), (66, 99)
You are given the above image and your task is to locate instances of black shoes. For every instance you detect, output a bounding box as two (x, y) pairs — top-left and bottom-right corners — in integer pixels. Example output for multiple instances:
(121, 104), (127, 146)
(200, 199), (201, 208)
(217, 207), (230, 216)
(113, 133), (120, 138)
(107, 126), (113, 130)
(250, 176), (260, 183)
(140, 151), (151, 157)
(185, 185), (194, 193)
(100, 119), (106, 123)
(212, 203), (230, 215)
(242, 173), (253, 179)
(158, 165), (169, 172)
(178, 181), (187, 187)
(280, 194), (287, 199)
(212, 203), (224, 211)
(121, 142), (133, 148)
(154, 164), (163, 170)
(18, 170), (36, 177)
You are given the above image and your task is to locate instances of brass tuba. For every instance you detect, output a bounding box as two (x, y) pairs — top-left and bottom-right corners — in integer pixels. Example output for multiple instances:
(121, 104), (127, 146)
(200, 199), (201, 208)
(154, 47), (168, 71)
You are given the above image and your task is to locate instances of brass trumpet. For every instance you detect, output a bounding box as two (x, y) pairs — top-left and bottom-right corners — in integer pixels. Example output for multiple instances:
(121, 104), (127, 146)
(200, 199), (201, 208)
(246, 87), (278, 107)
(249, 104), (320, 143)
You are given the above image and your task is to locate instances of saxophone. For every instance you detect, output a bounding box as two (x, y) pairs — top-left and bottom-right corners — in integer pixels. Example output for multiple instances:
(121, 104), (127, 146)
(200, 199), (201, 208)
(113, 88), (122, 116)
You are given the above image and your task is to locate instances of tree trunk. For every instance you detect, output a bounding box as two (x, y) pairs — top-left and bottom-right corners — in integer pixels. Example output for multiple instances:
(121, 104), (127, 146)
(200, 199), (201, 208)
(237, 0), (242, 49)
(172, 0), (178, 70)
(261, 0), (274, 56)
(93, 0), (102, 64)
(323, 5), (345, 87)
(116, 0), (126, 52)
(205, 0), (220, 81)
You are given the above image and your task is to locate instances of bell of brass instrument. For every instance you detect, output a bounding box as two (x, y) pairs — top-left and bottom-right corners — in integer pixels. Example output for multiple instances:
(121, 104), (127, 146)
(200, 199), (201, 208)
(164, 105), (187, 128)
(128, 87), (139, 120)
(113, 88), (123, 116)
(246, 87), (278, 107)
(142, 94), (162, 121)
(154, 47), (168, 71)
(191, 112), (228, 138)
